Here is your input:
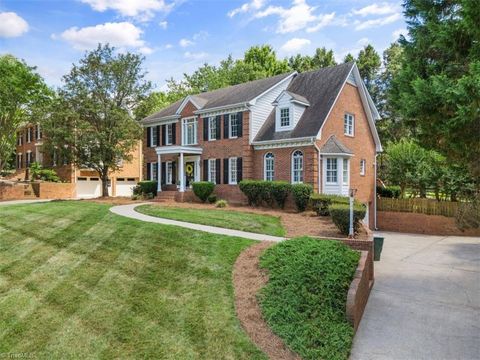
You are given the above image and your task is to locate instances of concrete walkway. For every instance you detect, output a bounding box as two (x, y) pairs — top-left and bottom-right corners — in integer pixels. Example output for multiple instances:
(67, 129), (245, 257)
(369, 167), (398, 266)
(109, 203), (286, 242)
(0, 199), (53, 206)
(351, 232), (480, 360)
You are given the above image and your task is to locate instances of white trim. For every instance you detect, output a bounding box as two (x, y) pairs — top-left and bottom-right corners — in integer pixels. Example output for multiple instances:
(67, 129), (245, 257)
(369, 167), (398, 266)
(228, 157), (238, 185)
(165, 123), (173, 145)
(181, 117), (198, 146)
(264, 152), (275, 181)
(208, 159), (216, 184)
(208, 116), (217, 141)
(150, 126), (157, 147)
(166, 161), (173, 185)
(194, 103), (248, 115)
(141, 115), (180, 126)
(360, 159), (366, 176)
(253, 136), (314, 150)
(155, 145), (202, 155)
(291, 149), (304, 184)
(319, 152), (354, 157)
(176, 95), (202, 115)
(272, 90), (310, 107)
(325, 157), (338, 185)
(344, 113), (355, 137)
(228, 113), (239, 138)
(249, 72), (297, 105)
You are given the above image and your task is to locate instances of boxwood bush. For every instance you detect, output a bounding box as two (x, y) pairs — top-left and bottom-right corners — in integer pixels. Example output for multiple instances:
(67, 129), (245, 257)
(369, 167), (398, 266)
(310, 194), (350, 216)
(329, 203), (366, 235)
(192, 181), (215, 202)
(291, 183), (313, 212)
(239, 180), (293, 208)
(239, 180), (263, 206)
(134, 181), (157, 196)
(259, 237), (360, 360)
(271, 181), (291, 209)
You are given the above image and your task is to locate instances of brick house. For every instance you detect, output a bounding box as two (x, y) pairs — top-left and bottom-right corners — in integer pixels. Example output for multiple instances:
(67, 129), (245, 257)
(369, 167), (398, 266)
(12, 123), (142, 198)
(141, 62), (382, 227)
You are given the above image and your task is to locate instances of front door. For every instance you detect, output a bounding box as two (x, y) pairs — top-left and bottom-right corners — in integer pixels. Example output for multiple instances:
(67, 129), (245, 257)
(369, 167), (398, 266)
(185, 161), (195, 188)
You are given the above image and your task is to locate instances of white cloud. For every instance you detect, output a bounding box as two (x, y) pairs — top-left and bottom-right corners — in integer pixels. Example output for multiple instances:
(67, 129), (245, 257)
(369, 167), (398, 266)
(179, 38), (193, 47)
(357, 37), (370, 47)
(159, 21), (168, 29)
(164, 44), (173, 49)
(0, 12), (29, 38)
(184, 51), (208, 60)
(58, 22), (148, 51)
(280, 38), (311, 53)
(352, 3), (400, 17)
(306, 12), (335, 33)
(228, 0), (266, 17)
(80, 0), (173, 21)
(138, 46), (154, 55)
(392, 28), (406, 40)
(355, 13), (401, 30)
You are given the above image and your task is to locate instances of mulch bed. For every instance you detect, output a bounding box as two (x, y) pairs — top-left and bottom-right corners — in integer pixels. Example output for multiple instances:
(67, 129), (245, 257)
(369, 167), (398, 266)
(233, 242), (300, 360)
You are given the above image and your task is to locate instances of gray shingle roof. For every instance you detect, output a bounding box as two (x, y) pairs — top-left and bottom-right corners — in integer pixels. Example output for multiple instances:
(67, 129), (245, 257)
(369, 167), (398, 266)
(254, 62), (354, 142)
(320, 135), (353, 154)
(283, 91), (310, 105)
(142, 72), (295, 123)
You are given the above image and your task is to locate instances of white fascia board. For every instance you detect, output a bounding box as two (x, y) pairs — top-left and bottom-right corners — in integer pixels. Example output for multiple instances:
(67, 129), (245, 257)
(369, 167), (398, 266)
(175, 95), (203, 115)
(155, 146), (203, 155)
(194, 103), (248, 115)
(252, 136), (315, 150)
(141, 115), (180, 127)
(249, 72), (297, 106)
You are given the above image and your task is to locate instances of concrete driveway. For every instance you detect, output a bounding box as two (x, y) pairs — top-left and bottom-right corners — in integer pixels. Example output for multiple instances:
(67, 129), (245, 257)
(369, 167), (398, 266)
(351, 232), (480, 360)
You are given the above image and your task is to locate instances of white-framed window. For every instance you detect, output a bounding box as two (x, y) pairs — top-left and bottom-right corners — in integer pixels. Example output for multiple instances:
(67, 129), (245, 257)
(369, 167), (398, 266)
(208, 159), (216, 184)
(27, 128), (32, 143)
(343, 159), (349, 185)
(208, 117), (217, 141)
(360, 159), (366, 176)
(229, 157), (238, 184)
(35, 124), (42, 140)
(326, 158), (338, 184)
(151, 162), (158, 181)
(280, 108), (290, 127)
(229, 113), (238, 138)
(150, 126), (157, 147)
(344, 113), (354, 136)
(166, 161), (173, 184)
(17, 132), (23, 146)
(291, 150), (304, 184)
(264, 153), (274, 181)
(182, 117), (197, 145)
(166, 123), (173, 145)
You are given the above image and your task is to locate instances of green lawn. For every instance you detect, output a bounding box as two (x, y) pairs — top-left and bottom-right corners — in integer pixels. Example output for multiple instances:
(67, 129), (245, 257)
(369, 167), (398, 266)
(135, 205), (286, 237)
(0, 201), (266, 359)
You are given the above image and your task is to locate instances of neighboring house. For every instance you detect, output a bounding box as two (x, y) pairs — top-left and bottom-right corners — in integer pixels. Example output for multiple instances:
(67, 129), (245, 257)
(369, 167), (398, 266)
(141, 62), (382, 227)
(12, 123), (142, 198)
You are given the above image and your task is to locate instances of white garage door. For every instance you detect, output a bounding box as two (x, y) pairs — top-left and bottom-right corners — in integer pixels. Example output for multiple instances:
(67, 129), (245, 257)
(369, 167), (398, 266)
(76, 177), (101, 198)
(115, 178), (137, 197)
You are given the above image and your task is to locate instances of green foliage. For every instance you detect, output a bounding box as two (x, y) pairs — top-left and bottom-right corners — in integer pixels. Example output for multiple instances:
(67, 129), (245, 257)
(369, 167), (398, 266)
(134, 181), (157, 197)
(377, 186), (401, 199)
(288, 47), (336, 73)
(215, 199), (228, 208)
(207, 194), (217, 204)
(239, 180), (264, 206)
(357, 44), (381, 99)
(259, 238), (360, 360)
(291, 184), (313, 212)
(0, 55), (51, 172)
(270, 181), (291, 209)
(239, 180), (293, 208)
(329, 204), (366, 235)
(456, 196), (480, 230)
(310, 194), (350, 216)
(192, 181), (215, 202)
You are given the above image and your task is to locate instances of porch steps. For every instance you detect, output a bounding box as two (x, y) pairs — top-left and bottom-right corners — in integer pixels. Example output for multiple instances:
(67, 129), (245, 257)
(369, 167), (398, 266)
(154, 191), (176, 202)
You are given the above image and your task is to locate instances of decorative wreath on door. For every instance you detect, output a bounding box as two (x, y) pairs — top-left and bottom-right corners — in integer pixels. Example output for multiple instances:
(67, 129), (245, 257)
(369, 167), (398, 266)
(185, 164), (194, 175)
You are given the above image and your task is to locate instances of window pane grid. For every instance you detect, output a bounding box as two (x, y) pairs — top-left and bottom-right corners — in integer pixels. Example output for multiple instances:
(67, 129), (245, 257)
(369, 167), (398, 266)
(326, 158), (337, 183)
(343, 159), (349, 185)
(229, 114), (238, 137)
(344, 114), (354, 136)
(209, 117), (216, 140)
(265, 153), (274, 181)
(292, 150), (303, 183)
(229, 157), (237, 184)
(209, 159), (216, 184)
(280, 108), (290, 127)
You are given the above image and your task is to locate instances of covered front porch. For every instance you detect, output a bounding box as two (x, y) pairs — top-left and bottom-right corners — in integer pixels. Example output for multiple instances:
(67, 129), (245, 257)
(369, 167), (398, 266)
(155, 146), (203, 193)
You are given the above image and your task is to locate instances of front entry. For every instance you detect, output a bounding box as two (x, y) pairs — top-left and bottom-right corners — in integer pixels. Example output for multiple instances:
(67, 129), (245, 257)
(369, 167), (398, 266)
(185, 161), (195, 188)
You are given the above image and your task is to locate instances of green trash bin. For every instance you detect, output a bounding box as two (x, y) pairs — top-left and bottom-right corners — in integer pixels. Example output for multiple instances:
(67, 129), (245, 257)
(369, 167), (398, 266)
(373, 236), (384, 261)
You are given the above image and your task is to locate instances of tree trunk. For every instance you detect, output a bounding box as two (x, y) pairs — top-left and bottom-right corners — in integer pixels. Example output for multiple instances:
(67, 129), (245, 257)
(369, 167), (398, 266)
(100, 169), (109, 197)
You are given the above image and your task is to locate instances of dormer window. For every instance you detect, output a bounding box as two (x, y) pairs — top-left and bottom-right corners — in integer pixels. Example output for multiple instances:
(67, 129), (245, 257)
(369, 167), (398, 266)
(280, 108), (290, 127)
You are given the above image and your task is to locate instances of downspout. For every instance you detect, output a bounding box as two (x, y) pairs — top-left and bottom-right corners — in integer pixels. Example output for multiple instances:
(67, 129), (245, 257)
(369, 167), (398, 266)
(313, 140), (321, 193)
(374, 153), (378, 230)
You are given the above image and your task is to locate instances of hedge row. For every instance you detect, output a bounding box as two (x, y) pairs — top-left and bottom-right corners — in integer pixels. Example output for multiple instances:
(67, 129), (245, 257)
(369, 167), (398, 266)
(133, 181), (157, 196)
(329, 203), (366, 235)
(377, 185), (401, 198)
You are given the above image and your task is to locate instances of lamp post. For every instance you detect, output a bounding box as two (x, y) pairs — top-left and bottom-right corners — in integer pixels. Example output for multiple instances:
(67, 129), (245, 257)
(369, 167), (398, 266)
(349, 188), (357, 239)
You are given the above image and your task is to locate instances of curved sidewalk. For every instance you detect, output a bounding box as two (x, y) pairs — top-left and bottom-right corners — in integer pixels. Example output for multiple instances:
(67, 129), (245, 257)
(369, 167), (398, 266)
(109, 203), (286, 242)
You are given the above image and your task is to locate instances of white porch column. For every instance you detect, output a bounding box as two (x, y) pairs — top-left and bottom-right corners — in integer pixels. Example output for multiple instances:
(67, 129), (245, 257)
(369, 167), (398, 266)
(157, 154), (162, 192)
(195, 158), (200, 182)
(338, 157), (344, 195)
(179, 152), (185, 192)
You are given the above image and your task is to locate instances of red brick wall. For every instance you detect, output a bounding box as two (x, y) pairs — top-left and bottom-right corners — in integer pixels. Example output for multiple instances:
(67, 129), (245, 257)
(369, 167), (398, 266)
(0, 183), (25, 200)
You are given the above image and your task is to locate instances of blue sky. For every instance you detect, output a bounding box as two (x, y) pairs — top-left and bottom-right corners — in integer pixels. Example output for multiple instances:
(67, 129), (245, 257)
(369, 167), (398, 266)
(0, 0), (406, 90)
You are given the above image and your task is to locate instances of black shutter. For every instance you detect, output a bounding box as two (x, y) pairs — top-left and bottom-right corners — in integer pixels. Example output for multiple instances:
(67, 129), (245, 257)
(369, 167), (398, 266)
(237, 112), (243, 137)
(203, 118), (209, 141)
(224, 114), (229, 139)
(216, 158), (221, 184)
(161, 125), (166, 145)
(203, 159), (209, 181)
(156, 126), (161, 146)
(161, 162), (166, 185)
(216, 115), (221, 140)
(172, 161), (176, 184)
(172, 123), (176, 145)
(146, 162), (151, 180)
(146, 127), (151, 147)
(237, 157), (243, 182)
(223, 158), (229, 184)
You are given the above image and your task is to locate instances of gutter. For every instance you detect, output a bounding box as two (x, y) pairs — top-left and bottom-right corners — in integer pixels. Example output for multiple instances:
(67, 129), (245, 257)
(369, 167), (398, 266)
(374, 153), (378, 230)
(194, 102), (249, 115)
(313, 141), (321, 193)
(252, 136), (315, 146)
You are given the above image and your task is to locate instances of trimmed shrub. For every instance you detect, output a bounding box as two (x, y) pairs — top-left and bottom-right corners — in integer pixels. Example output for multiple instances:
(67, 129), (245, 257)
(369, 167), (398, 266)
(215, 199), (228, 208)
(377, 185), (401, 199)
(329, 203), (366, 235)
(192, 181), (215, 202)
(291, 184), (313, 212)
(310, 194), (349, 216)
(239, 180), (264, 206)
(207, 194), (217, 204)
(30, 162), (60, 182)
(134, 181), (157, 196)
(271, 181), (291, 209)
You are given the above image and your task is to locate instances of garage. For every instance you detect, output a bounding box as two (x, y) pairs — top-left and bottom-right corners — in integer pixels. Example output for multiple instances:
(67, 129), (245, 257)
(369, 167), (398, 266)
(76, 177), (101, 198)
(115, 178), (137, 197)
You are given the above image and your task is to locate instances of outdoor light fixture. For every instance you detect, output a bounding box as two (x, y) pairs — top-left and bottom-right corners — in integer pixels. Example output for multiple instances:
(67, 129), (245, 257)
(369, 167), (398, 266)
(349, 188), (357, 238)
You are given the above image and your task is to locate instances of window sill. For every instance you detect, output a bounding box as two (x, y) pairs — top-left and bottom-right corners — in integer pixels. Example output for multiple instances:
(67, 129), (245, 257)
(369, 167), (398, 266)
(344, 133), (354, 137)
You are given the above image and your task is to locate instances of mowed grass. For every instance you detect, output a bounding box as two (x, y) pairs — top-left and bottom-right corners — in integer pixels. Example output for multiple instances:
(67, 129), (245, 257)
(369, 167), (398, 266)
(0, 201), (266, 359)
(136, 205), (286, 237)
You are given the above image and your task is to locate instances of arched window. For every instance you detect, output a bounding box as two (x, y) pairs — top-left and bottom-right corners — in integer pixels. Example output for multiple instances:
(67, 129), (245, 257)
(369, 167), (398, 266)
(264, 153), (274, 181)
(291, 150), (303, 183)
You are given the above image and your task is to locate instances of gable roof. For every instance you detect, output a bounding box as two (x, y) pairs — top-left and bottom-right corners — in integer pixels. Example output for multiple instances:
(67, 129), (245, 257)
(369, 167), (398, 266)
(273, 90), (310, 106)
(320, 135), (353, 154)
(141, 72), (295, 124)
(254, 62), (354, 142)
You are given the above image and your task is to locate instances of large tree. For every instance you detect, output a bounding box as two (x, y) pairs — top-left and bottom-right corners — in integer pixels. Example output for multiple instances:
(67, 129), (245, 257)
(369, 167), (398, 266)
(0, 55), (50, 173)
(392, 0), (480, 182)
(44, 44), (150, 196)
(357, 44), (381, 100)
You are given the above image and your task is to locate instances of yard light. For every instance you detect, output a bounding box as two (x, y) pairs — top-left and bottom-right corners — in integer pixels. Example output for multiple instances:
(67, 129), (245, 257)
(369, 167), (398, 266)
(349, 188), (357, 239)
